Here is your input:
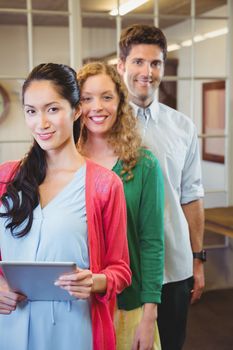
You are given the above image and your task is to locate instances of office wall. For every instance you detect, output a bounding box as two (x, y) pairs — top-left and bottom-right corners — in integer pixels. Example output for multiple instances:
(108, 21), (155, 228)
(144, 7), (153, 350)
(0, 7), (228, 210)
(162, 5), (233, 292)
(164, 5), (228, 208)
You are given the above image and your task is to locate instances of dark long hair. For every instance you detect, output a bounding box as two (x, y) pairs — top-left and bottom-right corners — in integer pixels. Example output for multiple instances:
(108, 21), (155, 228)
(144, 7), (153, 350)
(0, 63), (81, 237)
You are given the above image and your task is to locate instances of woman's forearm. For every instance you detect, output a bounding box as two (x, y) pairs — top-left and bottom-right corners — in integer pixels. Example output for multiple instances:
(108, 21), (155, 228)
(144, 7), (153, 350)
(91, 273), (107, 294)
(143, 303), (158, 321)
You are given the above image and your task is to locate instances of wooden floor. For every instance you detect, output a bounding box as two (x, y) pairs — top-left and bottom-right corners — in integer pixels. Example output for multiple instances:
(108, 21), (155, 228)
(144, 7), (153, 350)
(184, 208), (233, 349)
(183, 288), (233, 350)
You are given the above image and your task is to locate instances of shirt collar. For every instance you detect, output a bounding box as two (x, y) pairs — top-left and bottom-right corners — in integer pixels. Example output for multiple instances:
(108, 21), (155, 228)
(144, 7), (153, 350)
(130, 98), (160, 123)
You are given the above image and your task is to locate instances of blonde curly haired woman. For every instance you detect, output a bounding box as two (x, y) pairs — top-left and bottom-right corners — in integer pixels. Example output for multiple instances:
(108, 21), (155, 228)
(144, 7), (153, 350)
(77, 62), (164, 350)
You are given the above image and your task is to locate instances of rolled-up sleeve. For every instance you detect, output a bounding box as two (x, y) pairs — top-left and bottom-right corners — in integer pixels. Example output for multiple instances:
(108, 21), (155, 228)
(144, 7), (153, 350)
(181, 126), (204, 204)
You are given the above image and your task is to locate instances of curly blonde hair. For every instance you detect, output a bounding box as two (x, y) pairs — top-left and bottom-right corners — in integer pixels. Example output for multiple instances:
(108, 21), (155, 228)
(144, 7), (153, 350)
(77, 62), (142, 181)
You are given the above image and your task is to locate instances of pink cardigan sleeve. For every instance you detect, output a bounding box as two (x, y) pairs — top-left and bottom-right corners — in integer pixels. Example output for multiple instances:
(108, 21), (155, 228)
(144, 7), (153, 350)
(98, 177), (131, 302)
(0, 161), (20, 196)
(0, 161), (20, 275)
(85, 160), (131, 303)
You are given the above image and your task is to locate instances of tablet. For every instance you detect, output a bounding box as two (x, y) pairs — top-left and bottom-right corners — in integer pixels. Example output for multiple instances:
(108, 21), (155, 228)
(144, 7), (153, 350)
(0, 261), (77, 301)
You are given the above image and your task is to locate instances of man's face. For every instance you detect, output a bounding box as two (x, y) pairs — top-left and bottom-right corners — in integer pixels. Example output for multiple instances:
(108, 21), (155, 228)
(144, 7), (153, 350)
(118, 44), (164, 107)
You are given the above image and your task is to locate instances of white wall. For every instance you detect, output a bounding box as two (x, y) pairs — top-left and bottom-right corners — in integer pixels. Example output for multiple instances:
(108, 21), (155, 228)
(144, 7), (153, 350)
(0, 25), (116, 76)
(0, 79), (31, 163)
(0, 26), (28, 77)
(82, 27), (116, 59)
(165, 5), (228, 209)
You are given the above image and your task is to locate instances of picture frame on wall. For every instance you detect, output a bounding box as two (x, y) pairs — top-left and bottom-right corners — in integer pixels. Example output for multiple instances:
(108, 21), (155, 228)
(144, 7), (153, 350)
(202, 80), (225, 164)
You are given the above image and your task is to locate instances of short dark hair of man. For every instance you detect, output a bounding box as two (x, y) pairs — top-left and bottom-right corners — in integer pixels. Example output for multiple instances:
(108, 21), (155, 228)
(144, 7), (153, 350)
(119, 24), (167, 62)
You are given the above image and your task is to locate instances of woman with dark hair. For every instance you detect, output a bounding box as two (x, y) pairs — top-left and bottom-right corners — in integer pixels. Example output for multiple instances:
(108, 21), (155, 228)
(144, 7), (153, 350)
(77, 62), (164, 350)
(0, 63), (131, 350)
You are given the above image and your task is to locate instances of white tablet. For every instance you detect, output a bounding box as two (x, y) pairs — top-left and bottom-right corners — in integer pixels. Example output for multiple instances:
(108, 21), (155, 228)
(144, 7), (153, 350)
(0, 261), (77, 301)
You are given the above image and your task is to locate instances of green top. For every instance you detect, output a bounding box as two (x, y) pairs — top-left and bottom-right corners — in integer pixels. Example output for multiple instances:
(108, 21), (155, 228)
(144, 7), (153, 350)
(113, 148), (164, 310)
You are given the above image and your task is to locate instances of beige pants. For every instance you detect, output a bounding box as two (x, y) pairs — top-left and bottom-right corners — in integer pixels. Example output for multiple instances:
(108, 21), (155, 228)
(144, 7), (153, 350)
(114, 307), (161, 350)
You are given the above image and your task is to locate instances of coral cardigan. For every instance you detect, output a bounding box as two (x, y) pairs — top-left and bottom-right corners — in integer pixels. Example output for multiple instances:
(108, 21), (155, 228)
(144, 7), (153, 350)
(0, 159), (131, 350)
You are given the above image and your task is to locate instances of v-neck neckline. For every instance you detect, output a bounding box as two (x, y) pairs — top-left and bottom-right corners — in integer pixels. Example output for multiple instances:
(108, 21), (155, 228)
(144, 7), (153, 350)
(39, 164), (86, 211)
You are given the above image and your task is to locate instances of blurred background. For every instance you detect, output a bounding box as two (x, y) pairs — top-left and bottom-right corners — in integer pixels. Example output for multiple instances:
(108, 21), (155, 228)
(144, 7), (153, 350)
(0, 1), (233, 348)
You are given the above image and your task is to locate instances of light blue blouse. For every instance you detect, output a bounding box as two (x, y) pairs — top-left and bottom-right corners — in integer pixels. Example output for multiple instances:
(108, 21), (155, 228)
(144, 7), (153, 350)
(0, 165), (93, 350)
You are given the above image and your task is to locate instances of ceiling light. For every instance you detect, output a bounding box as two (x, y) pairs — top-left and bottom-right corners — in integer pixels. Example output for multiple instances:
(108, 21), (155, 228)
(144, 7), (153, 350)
(181, 39), (192, 47)
(110, 0), (149, 16)
(203, 27), (228, 39)
(194, 35), (205, 43)
(167, 44), (181, 52)
(164, 27), (228, 54)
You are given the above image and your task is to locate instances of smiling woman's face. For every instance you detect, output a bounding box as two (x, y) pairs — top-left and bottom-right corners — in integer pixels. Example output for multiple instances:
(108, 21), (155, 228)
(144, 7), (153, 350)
(80, 73), (119, 137)
(24, 80), (78, 153)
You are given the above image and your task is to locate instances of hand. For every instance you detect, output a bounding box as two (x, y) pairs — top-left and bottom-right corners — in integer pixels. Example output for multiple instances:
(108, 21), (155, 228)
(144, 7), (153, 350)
(132, 304), (157, 350)
(190, 259), (205, 304)
(55, 267), (93, 299)
(0, 279), (26, 314)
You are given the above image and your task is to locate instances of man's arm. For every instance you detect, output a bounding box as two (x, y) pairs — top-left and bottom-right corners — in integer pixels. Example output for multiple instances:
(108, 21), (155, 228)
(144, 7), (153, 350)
(182, 199), (205, 304)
